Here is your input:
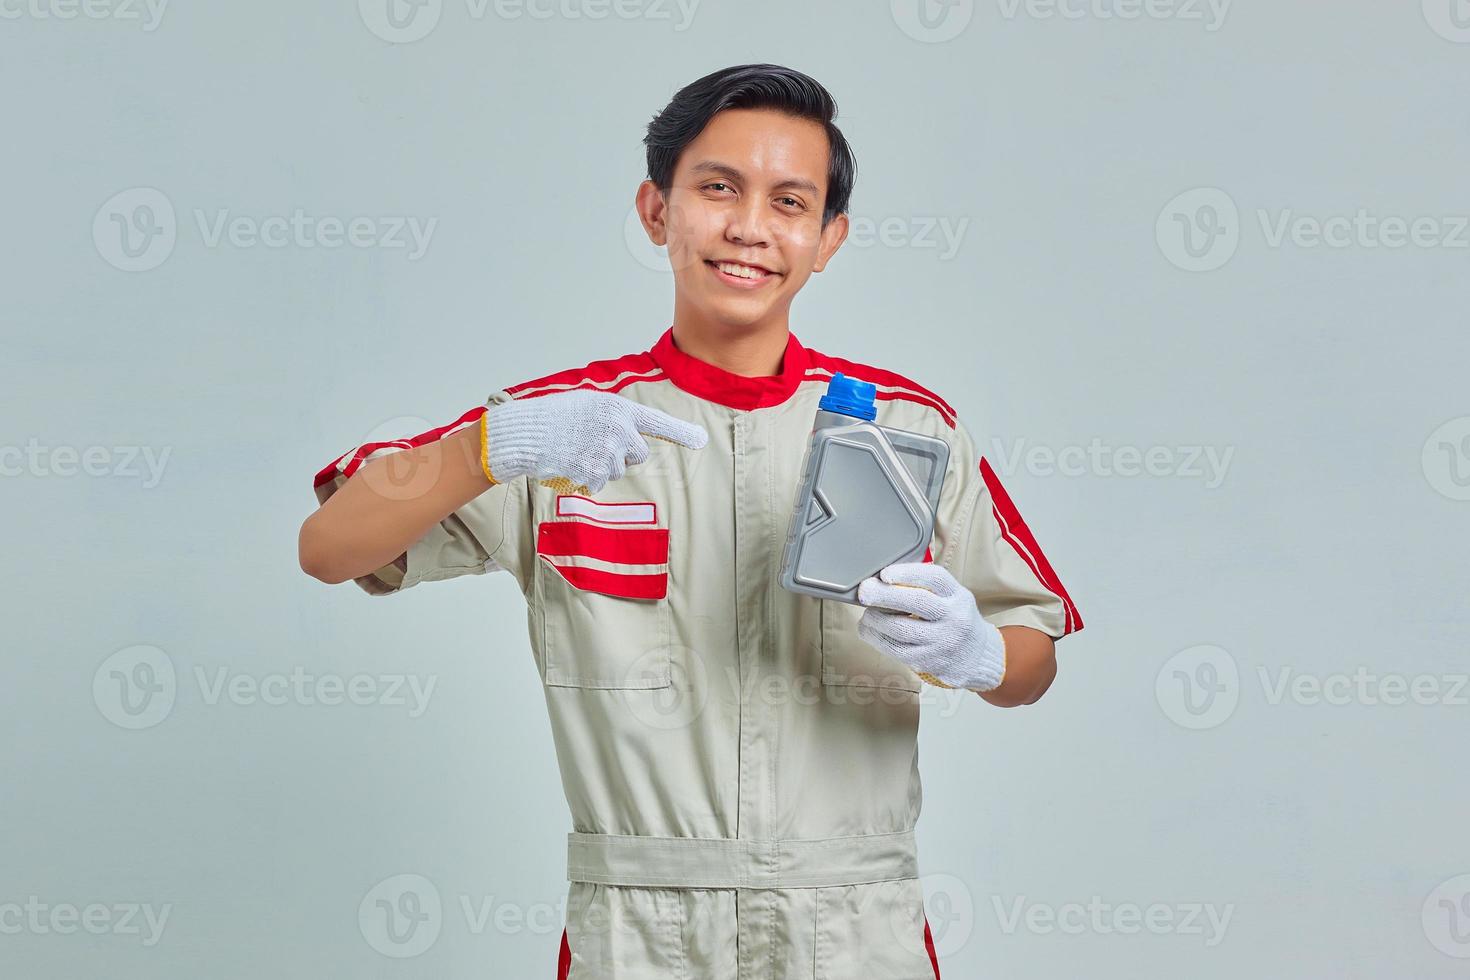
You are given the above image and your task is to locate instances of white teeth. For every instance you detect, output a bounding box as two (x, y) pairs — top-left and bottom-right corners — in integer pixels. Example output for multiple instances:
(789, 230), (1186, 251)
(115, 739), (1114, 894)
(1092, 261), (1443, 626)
(714, 261), (767, 280)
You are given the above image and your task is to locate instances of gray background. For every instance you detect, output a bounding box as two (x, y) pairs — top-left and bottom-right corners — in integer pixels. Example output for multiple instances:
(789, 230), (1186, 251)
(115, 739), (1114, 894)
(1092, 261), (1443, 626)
(4, 1), (1468, 976)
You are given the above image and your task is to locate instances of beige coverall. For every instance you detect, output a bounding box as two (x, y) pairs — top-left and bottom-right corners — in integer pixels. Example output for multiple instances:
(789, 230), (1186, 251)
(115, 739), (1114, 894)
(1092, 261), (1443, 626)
(313, 327), (1084, 979)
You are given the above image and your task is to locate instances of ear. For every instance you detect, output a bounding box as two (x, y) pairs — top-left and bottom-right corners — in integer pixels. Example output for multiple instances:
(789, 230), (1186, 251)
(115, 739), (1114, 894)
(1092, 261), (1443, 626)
(811, 211), (849, 273)
(635, 180), (669, 247)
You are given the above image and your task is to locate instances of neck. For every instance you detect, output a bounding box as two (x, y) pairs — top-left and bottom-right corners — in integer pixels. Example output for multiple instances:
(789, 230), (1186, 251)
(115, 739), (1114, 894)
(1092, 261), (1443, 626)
(668, 312), (789, 377)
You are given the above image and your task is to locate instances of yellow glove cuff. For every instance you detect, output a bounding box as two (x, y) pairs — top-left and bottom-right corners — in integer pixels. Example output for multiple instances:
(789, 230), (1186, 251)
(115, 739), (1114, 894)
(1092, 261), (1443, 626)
(479, 410), (499, 486)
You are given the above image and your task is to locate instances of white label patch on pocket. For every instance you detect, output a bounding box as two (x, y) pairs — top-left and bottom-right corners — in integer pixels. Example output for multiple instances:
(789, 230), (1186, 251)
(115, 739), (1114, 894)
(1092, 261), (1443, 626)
(555, 494), (657, 525)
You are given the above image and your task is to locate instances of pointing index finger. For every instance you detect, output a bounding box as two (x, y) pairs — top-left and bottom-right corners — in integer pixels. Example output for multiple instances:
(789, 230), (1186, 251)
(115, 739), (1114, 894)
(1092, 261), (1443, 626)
(630, 403), (709, 450)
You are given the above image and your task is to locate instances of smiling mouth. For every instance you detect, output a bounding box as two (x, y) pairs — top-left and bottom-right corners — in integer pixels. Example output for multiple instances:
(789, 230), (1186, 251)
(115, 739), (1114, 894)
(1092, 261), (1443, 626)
(706, 259), (778, 284)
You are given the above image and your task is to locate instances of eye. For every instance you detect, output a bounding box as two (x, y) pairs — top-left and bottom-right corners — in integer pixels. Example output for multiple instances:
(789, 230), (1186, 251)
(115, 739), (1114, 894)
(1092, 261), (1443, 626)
(778, 197), (806, 210)
(703, 182), (733, 193)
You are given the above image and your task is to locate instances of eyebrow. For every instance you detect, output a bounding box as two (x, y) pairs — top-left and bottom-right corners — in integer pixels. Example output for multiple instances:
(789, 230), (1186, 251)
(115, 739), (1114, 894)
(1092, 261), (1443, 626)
(688, 160), (821, 198)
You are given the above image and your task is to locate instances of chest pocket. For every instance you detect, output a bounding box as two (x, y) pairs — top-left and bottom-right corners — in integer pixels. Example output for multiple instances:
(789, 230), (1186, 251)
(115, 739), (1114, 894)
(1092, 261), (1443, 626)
(535, 497), (672, 690)
(820, 599), (922, 694)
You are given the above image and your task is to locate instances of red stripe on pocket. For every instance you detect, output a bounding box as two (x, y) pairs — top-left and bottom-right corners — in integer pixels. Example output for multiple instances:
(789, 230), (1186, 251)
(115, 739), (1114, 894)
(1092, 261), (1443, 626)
(541, 560), (668, 600)
(536, 521), (669, 565)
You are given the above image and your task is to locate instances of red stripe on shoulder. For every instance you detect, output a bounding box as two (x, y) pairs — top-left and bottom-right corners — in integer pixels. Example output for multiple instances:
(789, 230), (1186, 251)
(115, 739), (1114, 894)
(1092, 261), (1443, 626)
(506, 350), (663, 399)
(979, 457), (1084, 635)
(803, 348), (957, 427)
(312, 405), (486, 489)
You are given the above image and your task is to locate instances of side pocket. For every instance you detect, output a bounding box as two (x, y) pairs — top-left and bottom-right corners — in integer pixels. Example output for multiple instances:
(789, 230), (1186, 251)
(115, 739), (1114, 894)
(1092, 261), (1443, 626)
(820, 599), (921, 693)
(565, 883), (688, 977)
(536, 519), (672, 690)
(815, 879), (935, 980)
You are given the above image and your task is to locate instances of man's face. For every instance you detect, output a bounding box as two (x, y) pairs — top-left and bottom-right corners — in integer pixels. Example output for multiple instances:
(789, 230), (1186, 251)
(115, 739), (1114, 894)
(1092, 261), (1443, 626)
(636, 107), (849, 333)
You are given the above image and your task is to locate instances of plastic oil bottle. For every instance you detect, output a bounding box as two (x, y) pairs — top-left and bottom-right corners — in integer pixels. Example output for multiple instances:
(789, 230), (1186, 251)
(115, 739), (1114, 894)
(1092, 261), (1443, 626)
(779, 373), (951, 604)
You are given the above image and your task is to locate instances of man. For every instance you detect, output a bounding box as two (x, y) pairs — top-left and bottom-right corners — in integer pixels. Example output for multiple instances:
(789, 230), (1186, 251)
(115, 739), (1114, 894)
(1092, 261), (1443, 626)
(300, 63), (1083, 980)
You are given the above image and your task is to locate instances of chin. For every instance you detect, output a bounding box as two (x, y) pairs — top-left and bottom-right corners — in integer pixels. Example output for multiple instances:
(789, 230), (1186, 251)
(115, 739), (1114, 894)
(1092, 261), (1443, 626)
(706, 302), (775, 330)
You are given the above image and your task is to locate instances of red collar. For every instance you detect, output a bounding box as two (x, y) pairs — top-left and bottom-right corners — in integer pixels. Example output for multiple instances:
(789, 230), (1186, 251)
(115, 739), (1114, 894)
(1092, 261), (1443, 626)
(648, 326), (810, 411)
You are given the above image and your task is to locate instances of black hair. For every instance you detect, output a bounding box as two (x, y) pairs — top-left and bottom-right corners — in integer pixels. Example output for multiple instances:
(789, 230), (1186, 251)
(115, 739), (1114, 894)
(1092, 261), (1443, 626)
(643, 64), (856, 228)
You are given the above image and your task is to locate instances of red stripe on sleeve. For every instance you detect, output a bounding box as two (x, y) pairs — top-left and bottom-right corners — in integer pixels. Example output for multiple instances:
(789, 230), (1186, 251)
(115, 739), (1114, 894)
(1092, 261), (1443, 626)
(313, 405), (487, 489)
(979, 457), (1084, 634)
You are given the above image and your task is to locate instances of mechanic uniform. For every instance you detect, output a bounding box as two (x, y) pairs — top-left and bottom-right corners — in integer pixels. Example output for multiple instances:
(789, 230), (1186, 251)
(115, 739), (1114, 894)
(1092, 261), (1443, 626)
(312, 326), (1084, 979)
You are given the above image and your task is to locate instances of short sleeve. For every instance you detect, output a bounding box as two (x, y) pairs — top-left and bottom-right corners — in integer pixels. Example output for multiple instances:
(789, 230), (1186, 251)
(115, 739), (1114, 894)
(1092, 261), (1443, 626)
(935, 419), (1084, 639)
(310, 390), (534, 597)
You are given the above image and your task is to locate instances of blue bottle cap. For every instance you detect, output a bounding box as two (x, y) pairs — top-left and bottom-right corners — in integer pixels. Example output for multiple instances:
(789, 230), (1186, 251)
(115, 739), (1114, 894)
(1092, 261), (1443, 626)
(818, 372), (877, 420)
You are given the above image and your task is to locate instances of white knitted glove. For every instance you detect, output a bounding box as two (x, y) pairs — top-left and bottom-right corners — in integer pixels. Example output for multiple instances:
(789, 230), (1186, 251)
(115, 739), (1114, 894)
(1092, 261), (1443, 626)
(481, 390), (708, 494)
(856, 562), (1007, 692)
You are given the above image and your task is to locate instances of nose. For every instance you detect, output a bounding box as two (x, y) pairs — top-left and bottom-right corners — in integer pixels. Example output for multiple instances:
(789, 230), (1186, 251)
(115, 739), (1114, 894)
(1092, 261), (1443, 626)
(724, 194), (771, 248)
